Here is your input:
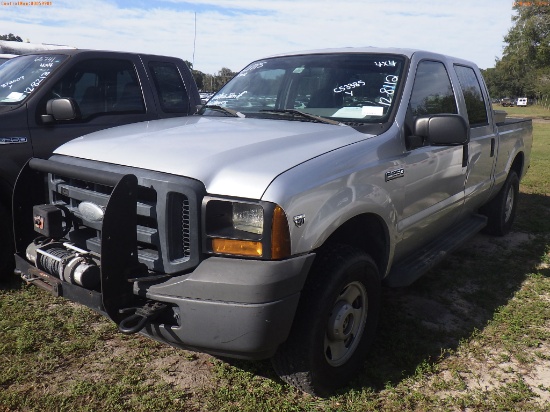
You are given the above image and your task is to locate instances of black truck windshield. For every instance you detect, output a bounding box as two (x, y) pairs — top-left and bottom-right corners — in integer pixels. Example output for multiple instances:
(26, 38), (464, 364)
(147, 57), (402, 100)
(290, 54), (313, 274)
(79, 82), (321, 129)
(0, 54), (67, 104)
(205, 53), (406, 124)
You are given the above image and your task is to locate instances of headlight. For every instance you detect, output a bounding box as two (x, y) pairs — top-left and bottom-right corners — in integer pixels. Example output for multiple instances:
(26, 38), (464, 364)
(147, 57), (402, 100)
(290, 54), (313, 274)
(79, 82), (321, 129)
(232, 203), (263, 234)
(204, 199), (290, 259)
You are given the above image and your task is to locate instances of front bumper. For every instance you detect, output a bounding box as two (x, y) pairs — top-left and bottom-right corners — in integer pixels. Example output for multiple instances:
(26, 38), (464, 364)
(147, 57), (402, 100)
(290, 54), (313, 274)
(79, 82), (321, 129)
(136, 254), (315, 359)
(15, 252), (315, 360)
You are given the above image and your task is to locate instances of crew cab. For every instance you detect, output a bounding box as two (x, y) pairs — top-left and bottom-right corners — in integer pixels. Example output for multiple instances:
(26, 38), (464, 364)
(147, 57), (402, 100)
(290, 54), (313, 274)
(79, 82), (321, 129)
(12, 47), (532, 396)
(0, 49), (200, 276)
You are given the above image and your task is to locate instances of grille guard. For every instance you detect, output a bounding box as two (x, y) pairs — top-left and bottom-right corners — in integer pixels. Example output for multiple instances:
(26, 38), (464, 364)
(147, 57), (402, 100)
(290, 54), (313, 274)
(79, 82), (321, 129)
(14, 158), (146, 323)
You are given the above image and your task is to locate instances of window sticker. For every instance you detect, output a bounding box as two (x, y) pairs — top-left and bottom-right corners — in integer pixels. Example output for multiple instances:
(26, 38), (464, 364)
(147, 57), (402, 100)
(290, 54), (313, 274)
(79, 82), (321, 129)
(293, 66), (305, 74)
(362, 106), (384, 116)
(334, 107), (365, 118)
(2, 92), (25, 102)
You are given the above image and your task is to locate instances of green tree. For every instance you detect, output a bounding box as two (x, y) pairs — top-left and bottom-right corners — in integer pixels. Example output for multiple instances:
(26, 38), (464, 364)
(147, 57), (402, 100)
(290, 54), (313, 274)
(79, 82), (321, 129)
(192, 69), (204, 90)
(504, 2), (550, 68)
(487, 3), (550, 99)
(0, 33), (23, 42)
(182, 60), (205, 90)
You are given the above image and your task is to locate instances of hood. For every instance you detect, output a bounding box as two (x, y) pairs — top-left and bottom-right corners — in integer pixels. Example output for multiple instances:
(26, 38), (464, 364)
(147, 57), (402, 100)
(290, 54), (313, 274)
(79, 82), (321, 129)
(55, 116), (372, 199)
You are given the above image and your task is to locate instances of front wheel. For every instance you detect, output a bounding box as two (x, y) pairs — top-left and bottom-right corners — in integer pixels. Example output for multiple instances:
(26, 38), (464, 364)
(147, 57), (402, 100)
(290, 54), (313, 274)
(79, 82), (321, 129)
(272, 244), (381, 396)
(481, 170), (519, 236)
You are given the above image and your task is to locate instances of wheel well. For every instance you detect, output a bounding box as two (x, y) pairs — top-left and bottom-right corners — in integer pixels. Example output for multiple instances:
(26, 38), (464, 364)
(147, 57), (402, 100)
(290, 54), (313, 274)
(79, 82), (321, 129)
(511, 152), (524, 178)
(320, 214), (389, 277)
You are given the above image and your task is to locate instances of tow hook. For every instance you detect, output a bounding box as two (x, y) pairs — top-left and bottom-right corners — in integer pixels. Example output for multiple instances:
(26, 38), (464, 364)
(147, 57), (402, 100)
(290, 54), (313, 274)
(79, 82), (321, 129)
(118, 301), (168, 335)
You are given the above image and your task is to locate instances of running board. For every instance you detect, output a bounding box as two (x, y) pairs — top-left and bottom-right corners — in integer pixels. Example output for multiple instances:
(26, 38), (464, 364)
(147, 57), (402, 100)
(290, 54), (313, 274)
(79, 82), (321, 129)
(384, 214), (488, 287)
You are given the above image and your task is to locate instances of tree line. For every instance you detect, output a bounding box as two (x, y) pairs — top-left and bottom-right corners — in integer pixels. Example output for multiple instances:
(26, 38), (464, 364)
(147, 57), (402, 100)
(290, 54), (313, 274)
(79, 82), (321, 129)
(182, 61), (237, 92)
(482, 3), (550, 100)
(0, 33), (23, 42)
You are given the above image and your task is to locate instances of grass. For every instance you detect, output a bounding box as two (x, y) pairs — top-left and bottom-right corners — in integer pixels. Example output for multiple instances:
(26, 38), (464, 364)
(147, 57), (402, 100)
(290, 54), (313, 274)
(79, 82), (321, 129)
(1, 107), (550, 411)
(493, 103), (550, 120)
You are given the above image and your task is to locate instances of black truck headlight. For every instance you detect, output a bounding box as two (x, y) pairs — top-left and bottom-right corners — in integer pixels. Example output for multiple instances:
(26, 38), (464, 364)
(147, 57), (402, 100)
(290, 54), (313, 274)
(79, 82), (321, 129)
(204, 199), (291, 259)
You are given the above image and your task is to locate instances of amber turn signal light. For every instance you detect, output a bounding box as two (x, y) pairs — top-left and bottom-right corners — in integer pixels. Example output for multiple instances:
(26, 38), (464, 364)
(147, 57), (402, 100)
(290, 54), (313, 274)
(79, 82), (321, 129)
(211, 238), (263, 257)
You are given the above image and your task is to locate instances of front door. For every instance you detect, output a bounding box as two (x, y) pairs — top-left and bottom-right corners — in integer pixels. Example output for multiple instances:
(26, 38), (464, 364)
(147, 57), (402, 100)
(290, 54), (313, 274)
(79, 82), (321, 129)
(394, 60), (467, 260)
(27, 56), (155, 161)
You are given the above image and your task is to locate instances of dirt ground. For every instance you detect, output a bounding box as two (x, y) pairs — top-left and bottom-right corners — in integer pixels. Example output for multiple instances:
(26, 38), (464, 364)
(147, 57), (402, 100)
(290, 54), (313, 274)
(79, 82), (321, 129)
(110, 231), (546, 397)
(34, 230), (546, 406)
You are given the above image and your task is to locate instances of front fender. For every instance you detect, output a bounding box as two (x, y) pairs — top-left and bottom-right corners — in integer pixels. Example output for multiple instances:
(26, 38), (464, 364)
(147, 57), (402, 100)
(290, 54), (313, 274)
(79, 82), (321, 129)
(262, 145), (402, 258)
(289, 182), (397, 254)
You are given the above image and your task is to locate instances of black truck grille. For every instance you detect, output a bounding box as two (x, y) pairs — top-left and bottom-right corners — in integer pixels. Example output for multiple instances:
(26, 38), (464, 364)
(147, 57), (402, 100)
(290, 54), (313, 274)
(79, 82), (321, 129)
(47, 162), (204, 275)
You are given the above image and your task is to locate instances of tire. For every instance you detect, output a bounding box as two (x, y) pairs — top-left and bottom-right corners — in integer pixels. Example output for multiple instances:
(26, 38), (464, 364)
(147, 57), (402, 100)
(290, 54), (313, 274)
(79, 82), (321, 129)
(0, 203), (15, 281)
(271, 244), (381, 396)
(481, 170), (519, 236)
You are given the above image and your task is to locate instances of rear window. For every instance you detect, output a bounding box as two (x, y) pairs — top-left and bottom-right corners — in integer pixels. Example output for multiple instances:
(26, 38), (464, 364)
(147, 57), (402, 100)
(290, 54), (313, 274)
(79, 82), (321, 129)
(149, 62), (190, 113)
(454, 65), (488, 126)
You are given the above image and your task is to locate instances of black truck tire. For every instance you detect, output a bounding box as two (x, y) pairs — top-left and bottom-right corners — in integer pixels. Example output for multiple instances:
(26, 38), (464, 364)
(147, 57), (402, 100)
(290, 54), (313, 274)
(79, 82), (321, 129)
(0, 203), (15, 281)
(272, 244), (381, 396)
(481, 170), (519, 236)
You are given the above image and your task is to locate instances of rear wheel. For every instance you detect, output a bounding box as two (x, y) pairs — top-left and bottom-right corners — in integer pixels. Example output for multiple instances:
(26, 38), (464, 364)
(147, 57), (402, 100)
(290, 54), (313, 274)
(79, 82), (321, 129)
(272, 244), (381, 396)
(0, 203), (15, 281)
(481, 170), (519, 236)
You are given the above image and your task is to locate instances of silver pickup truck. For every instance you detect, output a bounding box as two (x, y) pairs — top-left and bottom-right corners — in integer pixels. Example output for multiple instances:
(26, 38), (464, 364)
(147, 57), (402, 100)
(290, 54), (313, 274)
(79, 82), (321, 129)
(12, 47), (532, 396)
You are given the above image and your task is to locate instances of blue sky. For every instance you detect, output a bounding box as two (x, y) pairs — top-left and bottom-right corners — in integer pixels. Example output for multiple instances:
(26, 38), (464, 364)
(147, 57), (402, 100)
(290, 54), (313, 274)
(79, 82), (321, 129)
(1, 0), (517, 75)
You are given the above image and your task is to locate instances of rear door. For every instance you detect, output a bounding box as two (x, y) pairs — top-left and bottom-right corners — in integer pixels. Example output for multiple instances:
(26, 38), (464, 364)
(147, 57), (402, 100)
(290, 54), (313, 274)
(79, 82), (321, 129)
(142, 56), (201, 119)
(453, 64), (496, 212)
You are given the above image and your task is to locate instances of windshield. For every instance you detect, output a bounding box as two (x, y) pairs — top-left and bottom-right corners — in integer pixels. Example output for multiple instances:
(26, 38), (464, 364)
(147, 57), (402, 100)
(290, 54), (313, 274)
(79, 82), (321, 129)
(0, 54), (67, 104)
(205, 53), (406, 124)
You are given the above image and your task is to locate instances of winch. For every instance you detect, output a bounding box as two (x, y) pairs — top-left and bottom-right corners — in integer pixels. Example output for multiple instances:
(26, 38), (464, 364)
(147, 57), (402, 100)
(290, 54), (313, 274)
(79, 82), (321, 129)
(25, 239), (100, 290)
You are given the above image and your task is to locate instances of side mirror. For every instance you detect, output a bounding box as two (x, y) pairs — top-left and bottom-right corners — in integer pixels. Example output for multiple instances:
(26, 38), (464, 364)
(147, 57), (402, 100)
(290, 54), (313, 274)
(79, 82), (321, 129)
(41, 98), (78, 123)
(408, 114), (469, 149)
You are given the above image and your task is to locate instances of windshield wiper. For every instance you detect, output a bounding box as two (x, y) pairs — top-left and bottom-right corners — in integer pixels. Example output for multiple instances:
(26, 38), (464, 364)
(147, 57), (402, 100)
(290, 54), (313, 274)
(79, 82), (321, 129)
(202, 105), (245, 118)
(259, 109), (342, 126)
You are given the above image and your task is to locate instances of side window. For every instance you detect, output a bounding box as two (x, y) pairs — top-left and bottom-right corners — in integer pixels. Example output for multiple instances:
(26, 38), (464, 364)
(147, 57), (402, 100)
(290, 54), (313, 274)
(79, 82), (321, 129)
(409, 61), (458, 116)
(454, 65), (488, 126)
(47, 59), (145, 120)
(149, 62), (190, 113)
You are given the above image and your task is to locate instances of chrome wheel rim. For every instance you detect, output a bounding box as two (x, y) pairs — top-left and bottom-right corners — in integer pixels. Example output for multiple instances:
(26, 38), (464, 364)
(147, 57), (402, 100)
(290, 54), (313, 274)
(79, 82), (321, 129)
(324, 281), (368, 367)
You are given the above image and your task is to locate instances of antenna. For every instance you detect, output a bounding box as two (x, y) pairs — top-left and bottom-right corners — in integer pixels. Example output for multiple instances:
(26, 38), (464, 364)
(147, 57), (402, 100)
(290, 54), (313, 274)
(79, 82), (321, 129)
(192, 12), (197, 68)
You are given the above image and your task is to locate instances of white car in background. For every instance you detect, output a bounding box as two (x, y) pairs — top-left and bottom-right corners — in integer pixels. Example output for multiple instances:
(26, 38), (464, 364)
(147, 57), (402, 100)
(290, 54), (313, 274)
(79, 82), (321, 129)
(517, 97), (528, 106)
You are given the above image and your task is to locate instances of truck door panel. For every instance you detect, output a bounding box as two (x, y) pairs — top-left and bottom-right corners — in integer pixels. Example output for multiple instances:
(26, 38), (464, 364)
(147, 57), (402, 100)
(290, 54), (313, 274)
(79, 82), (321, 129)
(144, 59), (199, 118)
(27, 57), (156, 159)
(0, 107), (33, 187)
(453, 65), (496, 212)
(394, 60), (466, 259)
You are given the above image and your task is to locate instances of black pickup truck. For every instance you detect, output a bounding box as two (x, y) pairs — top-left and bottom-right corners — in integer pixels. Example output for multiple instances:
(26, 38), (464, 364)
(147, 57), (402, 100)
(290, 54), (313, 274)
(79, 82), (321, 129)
(0, 49), (201, 276)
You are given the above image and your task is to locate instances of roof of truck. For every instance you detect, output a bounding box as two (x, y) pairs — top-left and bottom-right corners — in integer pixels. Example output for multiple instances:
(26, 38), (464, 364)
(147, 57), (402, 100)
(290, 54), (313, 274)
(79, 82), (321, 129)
(262, 46), (475, 66)
(11, 48), (180, 60)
